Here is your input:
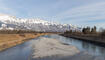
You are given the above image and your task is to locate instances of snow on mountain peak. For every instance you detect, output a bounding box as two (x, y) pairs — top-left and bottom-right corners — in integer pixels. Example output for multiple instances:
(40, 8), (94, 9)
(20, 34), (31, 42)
(0, 14), (79, 32)
(0, 14), (10, 19)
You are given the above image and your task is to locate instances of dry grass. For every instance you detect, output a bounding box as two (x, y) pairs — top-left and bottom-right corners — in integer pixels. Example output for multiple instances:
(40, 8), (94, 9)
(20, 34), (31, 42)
(0, 33), (50, 51)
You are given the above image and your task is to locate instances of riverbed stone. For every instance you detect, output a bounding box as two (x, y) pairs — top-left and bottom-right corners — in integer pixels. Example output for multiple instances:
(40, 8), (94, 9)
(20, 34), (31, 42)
(31, 37), (104, 60)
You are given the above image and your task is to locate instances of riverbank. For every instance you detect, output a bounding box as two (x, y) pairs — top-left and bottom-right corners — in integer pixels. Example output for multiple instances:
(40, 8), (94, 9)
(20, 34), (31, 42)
(0, 33), (50, 51)
(61, 34), (105, 47)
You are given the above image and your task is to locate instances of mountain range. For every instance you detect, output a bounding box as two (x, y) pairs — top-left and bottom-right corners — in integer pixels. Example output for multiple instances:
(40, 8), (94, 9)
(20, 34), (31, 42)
(0, 14), (79, 32)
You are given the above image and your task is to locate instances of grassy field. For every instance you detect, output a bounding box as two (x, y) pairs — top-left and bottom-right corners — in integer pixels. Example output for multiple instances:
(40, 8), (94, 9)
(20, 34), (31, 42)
(0, 33), (50, 51)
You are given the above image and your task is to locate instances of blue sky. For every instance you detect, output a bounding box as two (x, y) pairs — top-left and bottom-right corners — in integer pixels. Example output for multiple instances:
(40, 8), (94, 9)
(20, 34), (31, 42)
(0, 0), (105, 28)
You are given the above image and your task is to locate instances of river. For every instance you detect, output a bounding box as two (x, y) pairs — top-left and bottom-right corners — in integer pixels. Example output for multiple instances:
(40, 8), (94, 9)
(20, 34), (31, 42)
(0, 34), (105, 60)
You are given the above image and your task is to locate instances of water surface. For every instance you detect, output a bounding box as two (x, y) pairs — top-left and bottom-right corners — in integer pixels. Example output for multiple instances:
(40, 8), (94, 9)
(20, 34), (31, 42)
(44, 34), (105, 56)
(0, 34), (105, 60)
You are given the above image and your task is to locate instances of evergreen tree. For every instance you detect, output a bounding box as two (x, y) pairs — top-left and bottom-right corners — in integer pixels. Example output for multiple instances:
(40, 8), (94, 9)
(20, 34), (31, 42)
(91, 26), (97, 34)
(82, 27), (90, 34)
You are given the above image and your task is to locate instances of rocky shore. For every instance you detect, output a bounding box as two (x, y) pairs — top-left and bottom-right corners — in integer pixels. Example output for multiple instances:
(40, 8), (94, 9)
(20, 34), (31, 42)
(32, 37), (79, 59)
(31, 37), (104, 60)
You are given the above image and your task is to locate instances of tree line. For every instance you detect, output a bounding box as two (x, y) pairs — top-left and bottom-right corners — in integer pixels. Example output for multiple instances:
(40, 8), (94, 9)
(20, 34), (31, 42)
(82, 26), (97, 34)
(64, 26), (105, 37)
(0, 30), (37, 34)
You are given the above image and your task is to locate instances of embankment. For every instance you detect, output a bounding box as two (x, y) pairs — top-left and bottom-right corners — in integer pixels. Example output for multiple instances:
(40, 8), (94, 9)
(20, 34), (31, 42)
(0, 33), (50, 51)
(61, 34), (105, 47)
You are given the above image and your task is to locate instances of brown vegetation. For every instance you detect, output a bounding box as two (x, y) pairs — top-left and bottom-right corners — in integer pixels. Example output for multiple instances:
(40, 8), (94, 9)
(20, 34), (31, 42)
(0, 33), (51, 51)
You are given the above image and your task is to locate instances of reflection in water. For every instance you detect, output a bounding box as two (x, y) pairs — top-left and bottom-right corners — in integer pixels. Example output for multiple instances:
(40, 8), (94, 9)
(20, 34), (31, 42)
(43, 34), (105, 57)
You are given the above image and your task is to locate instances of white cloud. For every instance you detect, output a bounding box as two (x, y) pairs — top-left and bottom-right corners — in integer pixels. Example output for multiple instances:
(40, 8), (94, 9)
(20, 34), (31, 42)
(56, 2), (105, 27)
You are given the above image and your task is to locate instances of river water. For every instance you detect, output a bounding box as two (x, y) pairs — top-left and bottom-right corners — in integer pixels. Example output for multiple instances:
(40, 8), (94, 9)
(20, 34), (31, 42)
(0, 34), (105, 60)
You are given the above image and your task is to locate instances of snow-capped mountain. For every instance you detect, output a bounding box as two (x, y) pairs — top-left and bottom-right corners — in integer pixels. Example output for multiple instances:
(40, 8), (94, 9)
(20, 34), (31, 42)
(0, 14), (79, 32)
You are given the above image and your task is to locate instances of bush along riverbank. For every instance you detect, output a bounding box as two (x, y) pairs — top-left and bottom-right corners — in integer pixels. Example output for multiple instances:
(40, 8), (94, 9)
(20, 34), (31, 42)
(61, 26), (105, 47)
(0, 33), (51, 51)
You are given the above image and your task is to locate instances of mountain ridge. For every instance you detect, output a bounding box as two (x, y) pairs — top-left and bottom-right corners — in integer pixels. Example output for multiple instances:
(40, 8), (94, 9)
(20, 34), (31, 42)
(0, 14), (79, 32)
